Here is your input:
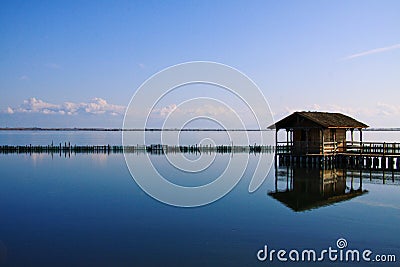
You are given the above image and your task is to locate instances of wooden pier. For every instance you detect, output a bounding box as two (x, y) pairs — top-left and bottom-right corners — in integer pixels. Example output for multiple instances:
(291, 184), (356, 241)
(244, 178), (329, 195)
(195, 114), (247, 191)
(269, 111), (400, 171)
(276, 141), (400, 171)
(0, 143), (274, 155)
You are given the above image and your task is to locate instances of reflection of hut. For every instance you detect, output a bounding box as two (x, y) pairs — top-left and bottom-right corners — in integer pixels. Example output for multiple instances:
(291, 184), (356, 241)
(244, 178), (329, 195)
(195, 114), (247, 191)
(269, 112), (368, 155)
(269, 168), (367, 212)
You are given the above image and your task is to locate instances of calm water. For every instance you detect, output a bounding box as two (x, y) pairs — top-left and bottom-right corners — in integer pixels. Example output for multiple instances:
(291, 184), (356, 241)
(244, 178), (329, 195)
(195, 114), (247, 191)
(0, 131), (399, 266)
(0, 130), (398, 146)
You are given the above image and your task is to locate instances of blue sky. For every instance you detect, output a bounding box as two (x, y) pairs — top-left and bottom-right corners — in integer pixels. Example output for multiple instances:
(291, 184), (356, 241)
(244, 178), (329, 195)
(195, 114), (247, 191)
(1, 0), (399, 127)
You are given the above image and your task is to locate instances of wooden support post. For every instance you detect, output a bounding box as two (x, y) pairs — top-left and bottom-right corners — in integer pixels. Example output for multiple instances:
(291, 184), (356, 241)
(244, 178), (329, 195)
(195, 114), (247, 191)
(388, 157), (394, 170)
(321, 129), (324, 155)
(290, 130), (293, 145)
(286, 165), (289, 190)
(350, 128), (354, 143)
(333, 129), (336, 154)
(375, 157), (380, 169)
(286, 129), (289, 151)
(275, 129), (278, 167)
(382, 157), (387, 170)
(306, 129), (309, 154)
(274, 164), (278, 192)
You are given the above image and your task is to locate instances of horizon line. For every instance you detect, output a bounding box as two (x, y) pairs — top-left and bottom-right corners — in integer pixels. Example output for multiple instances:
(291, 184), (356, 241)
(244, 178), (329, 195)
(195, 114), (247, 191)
(0, 127), (399, 132)
(0, 127), (270, 132)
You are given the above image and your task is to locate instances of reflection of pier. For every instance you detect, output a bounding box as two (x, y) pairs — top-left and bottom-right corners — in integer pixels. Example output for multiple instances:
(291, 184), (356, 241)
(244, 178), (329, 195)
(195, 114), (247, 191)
(0, 143), (274, 155)
(269, 167), (368, 212)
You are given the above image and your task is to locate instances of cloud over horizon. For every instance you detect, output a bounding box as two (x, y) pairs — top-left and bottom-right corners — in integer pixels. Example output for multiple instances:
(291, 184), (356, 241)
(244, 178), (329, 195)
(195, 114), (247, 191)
(5, 97), (126, 116)
(4, 98), (400, 128)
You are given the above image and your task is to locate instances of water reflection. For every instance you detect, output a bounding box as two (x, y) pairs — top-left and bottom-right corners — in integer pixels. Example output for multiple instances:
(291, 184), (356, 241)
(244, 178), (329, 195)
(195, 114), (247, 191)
(0, 151), (399, 266)
(269, 167), (368, 212)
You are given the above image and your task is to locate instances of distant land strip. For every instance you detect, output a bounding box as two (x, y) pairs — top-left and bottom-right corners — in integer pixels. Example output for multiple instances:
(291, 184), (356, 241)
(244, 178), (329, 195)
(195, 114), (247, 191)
(364, 128), (400, 131)
(0, 127), (272, 131)
(0, 127), (399, 131)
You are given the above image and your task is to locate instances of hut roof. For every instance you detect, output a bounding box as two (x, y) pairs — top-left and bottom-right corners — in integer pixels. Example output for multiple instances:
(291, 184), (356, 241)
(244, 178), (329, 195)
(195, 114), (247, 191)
(269, 111), (368, 130)
(268, 189), (368, 212)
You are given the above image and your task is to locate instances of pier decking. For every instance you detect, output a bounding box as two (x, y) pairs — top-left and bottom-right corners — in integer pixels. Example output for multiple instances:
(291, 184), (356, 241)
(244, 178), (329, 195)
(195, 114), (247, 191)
(276, 141), (400, 171)
(0, 143), (274, 155)
(270, 111), (400, 171)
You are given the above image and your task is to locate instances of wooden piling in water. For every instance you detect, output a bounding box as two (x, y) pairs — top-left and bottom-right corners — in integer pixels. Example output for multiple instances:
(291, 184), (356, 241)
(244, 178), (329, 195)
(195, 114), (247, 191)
(0, 143), (275, 155)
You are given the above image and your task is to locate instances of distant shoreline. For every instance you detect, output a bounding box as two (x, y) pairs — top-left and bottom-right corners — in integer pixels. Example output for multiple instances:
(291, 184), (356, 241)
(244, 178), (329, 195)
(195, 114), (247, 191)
(0, 127), (271, 132)
(0, 127), (399, 131)
(364, 128), (400, 131)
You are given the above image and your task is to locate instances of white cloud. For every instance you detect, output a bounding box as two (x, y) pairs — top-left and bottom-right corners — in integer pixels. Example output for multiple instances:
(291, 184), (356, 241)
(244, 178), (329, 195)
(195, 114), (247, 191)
(149, 104), (180, 119)
(82, 97), (125, 115)
(376, 102), (400, 116)
(4, 97), (126, 116)
(6, 107), (14, 114)
(159, 104), (177, 117)
(341, 43), (400, 60)
(19, 75), (29, 80)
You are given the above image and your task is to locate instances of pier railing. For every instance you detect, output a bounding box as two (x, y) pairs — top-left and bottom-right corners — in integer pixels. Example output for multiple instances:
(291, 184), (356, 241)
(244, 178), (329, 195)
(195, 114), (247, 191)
(344, 141), (400, 156)
(276, 141), (339, 155)
(275, 141), (293, 154)
(276, 141), (400, 156)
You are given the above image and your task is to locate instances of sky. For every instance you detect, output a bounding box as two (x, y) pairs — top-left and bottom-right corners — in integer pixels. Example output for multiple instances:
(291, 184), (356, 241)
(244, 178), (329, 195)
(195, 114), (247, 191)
(0, 0), (399, 128)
